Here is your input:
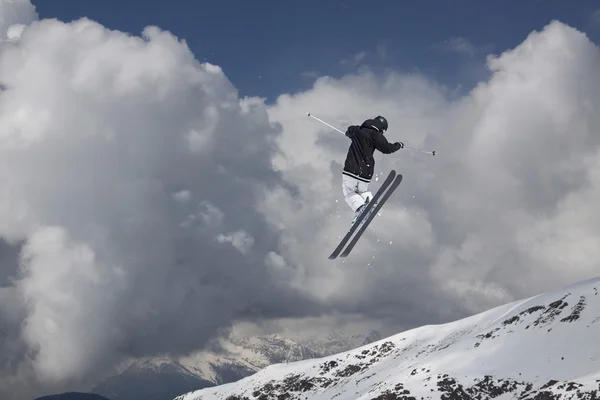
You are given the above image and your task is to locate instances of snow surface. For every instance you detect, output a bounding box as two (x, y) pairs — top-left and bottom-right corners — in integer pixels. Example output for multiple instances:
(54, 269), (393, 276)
(295, 330), (382, 357)
(176, 276), (600, 399)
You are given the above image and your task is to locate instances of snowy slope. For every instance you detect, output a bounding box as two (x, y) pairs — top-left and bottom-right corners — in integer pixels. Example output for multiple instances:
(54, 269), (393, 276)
(176, 277), (600, 400)
(298, 330), (382, 357)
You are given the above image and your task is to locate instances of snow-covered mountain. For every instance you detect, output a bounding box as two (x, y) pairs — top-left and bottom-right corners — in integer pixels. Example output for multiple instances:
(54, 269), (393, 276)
(92, 356), (214, 400)
(298, 330), (382, 357)
(224, 334), (322, 369)
(177, 334), (321, 385)
(176, 276), (600, 400)
(93, 333), (352, 400)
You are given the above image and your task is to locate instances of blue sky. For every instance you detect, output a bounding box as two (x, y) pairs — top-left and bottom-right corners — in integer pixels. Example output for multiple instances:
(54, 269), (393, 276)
(31, 0), (599, 103)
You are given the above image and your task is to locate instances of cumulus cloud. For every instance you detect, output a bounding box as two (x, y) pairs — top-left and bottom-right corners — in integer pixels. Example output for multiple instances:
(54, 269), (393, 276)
(0, 2), (321, 397)
(0, 0), (36, 41)
(16, 226), (126, 382)
(217, 230), (255, 254)
(264, 20), (600, 320)
(172, 189), (191, 202)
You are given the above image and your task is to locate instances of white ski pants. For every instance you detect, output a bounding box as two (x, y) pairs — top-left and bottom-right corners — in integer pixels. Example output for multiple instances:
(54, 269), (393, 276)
(342, 174), (372, 212)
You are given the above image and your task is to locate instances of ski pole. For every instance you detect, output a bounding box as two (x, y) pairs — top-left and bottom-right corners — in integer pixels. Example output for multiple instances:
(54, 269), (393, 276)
(306, 112), (346, 135)
(404, 145), (436, 156)
(306, 112), (436, 156)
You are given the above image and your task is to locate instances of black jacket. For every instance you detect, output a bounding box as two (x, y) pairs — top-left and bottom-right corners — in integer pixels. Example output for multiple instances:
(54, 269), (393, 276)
(343, 119), (401, 183)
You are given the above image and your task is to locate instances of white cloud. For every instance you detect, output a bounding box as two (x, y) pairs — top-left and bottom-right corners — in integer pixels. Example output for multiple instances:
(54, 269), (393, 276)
(265, 251), (286, 270)
(217, 230), (255, 254)
(0, 0), (37, 41)
(265, 20), (600, 316)
(16, 226), (126, 382)
(172, 190), (191, 202)
(6, 23), (24, 40)
(0, 2), (295, 397)
(197, 201), (225, 226)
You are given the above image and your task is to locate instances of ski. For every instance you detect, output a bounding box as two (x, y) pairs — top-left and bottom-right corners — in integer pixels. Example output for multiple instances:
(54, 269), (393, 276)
(339, 173), (403, 258)
(328, 170), (396, 260)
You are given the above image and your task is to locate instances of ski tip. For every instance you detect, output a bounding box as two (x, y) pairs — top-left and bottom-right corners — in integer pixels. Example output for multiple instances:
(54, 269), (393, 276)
(306, 112), (311, 117)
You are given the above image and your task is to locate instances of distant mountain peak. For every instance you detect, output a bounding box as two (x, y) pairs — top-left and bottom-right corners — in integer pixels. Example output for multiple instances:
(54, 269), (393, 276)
(361, 329), (382, 346)
(92, 330), (328, 400)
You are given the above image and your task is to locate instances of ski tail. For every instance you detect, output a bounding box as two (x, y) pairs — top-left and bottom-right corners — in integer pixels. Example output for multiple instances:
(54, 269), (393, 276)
(328, 170), (396, 260)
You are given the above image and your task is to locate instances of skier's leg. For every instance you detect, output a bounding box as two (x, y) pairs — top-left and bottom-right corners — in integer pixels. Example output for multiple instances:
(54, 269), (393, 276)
(357, 180), (372, 204)
(342, 174), (366, 212)
(357, 180), (376, 220)
(343, 174), (373, 224)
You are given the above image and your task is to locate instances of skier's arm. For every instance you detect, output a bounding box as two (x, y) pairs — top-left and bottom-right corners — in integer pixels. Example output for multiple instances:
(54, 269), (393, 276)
(345, 125), (360, 139)
(374, 132), (403, 154)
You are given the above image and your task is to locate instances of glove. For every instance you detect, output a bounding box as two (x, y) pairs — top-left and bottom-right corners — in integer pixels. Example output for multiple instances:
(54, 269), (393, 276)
(395, 142), (404, 149)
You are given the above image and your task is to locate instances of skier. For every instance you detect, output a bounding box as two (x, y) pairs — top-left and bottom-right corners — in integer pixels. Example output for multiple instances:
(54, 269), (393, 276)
(342, 116), (404, 224)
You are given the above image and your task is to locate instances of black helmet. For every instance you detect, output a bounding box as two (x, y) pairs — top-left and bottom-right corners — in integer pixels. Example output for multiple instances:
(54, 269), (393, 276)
(375, 116), (388, 132)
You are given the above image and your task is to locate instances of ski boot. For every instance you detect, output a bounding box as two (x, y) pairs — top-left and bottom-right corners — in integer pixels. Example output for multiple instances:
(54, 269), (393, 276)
(351, 197), (370, 225)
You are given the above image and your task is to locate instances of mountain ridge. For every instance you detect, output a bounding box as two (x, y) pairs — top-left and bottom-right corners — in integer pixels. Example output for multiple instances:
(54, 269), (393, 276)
(176, 276), (600, 400)
(92, 331), (377, 400)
